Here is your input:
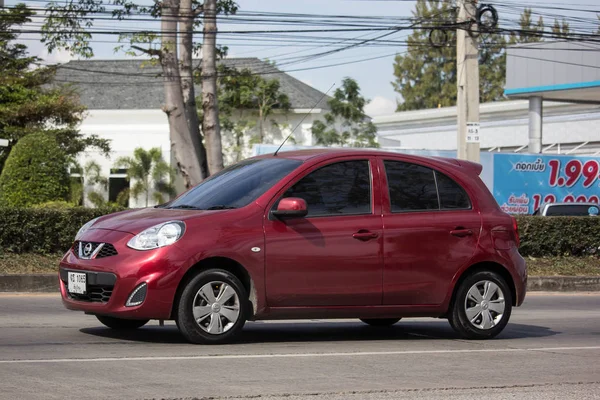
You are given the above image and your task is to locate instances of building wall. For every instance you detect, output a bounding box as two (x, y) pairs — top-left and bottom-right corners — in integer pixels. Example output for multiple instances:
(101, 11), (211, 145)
(77, 109), (322, 208)
(374, 101), (600, 155)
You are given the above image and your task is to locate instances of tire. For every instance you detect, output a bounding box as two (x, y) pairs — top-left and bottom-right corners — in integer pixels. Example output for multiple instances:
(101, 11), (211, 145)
(176, 269), (248, 344)
(96, 315), (149, 330)
(448, 271), (512, 340)
(360, 318), (401, 327)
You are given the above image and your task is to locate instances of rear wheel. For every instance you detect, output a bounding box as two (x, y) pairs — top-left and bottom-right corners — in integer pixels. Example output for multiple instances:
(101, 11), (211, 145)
(96, 315), (149, 330)
(360, 318), (401, 327)
(448, 271), (512, 340)
(176, 269), (249, 344)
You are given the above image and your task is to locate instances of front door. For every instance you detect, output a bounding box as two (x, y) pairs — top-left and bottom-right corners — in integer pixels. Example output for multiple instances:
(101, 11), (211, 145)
(264, 158), (384, 307)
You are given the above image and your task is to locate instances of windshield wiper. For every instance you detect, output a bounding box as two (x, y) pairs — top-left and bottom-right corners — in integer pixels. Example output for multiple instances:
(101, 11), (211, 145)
(167, 204), (202, 210)
(205, 205), (237, 210)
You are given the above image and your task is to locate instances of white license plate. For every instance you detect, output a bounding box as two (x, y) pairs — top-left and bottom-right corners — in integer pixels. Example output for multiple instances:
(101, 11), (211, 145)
(68, 272), (87, 294)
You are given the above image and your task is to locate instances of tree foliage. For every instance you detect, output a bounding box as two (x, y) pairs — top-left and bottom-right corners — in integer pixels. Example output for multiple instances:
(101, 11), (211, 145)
(311, 78), (378, 148)
(0, 4), (110, 174)
(0, 133), (70, 207)
(115, 147), (176, 207)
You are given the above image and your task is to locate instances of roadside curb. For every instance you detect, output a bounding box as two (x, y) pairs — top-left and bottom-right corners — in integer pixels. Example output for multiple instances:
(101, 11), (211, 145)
(1, 274), (600, 293)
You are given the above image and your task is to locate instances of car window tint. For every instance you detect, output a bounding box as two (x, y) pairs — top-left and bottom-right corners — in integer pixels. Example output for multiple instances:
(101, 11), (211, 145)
(283, 160), (371, 217)
(384, 161), (438, 212)
(546, 205), (597, 216)
(435, 171), (471, 209)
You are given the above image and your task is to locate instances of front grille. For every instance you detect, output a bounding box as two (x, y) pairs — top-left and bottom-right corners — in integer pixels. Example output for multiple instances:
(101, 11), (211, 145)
(69, 286), (113, 303)
(74, 241), (118, 259)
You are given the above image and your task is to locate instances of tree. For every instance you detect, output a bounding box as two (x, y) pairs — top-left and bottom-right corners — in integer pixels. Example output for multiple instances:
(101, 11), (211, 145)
(393, 0), (507, 111)
(210, 66), (291, 163)
(508, 8), (545, 44)
(551, 19), (570, 39)
(0, 133), (70, 207)
(116, 148), (176, 207)
(41, 0), (238, 185)
(311, 78), (378, 148)
(0, 5), (110, 174)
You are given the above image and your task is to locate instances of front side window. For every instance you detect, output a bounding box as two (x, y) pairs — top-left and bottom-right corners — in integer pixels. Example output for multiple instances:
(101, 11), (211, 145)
(384, 161), (438, 212)
(282, 160), (371, 217)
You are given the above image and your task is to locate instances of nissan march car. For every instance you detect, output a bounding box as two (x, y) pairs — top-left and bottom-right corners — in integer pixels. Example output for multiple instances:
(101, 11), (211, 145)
(60, 149), (526, 344)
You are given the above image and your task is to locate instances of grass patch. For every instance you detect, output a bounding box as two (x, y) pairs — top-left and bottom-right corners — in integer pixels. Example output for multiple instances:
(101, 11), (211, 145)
(0, 253), (61, 274)
(1, 253), (599, 277)
(526, 257), (600, 277)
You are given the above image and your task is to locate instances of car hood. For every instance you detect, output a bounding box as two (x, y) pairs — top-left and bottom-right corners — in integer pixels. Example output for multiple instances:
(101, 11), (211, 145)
(91, 207), (215, 235)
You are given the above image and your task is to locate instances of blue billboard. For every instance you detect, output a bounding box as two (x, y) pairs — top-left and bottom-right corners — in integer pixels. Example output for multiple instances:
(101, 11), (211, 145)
(493, 154), (600, 214)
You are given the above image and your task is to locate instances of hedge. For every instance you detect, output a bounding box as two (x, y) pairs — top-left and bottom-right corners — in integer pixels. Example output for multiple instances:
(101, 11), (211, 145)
(516, 216), (600, 257)
(0, 207), (124, 254)
(0, 207), (598, 257)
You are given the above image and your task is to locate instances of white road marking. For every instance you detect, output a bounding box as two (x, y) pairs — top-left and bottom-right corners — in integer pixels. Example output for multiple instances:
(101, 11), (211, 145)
(1, 346), (600, 364)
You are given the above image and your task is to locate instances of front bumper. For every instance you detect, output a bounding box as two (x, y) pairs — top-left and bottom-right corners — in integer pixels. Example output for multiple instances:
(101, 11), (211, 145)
(59, 228), (188, 320)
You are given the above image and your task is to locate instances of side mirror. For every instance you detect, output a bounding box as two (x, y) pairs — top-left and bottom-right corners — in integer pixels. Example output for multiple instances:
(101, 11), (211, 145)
(272, 197), (308, 219)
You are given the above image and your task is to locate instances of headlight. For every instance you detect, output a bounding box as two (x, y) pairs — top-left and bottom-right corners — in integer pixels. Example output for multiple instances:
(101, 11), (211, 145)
(127, 221), (185, 250)
(75, 217), (100, 240)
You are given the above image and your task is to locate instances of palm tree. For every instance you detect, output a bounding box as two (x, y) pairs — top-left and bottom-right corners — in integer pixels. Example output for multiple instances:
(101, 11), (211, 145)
(116, 148), (176, 207)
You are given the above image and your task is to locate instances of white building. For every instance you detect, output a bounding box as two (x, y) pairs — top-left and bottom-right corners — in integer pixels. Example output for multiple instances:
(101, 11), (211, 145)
(55, 58), (330, 208)
(374, 100), (600, 155)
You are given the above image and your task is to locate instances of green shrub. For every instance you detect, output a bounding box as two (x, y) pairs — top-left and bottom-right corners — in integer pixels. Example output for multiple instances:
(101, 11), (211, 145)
(0, 206), (124, 254)
(0, 133), (70, 207)
(516, 216), (600, 257)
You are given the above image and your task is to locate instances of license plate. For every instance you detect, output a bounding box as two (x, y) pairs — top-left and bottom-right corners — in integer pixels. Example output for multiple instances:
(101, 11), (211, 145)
(68, 272), (87, 294)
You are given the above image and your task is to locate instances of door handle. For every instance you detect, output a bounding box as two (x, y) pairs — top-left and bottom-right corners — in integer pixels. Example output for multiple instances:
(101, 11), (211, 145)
(450, 229), (473, 237)
(353, 230), (379, 241)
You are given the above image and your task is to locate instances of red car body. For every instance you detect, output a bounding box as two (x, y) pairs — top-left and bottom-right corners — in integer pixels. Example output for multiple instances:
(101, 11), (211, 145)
(59, 149), (526, 338)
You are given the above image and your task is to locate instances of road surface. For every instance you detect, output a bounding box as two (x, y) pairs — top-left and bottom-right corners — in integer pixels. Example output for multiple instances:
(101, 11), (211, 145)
(1, 292), (599, 399)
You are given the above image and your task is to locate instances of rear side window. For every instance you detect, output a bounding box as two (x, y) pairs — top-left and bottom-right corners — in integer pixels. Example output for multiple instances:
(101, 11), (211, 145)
(283, 160), (371, 217)
(384, 161), (438, 212)
(435, 171), (471, 209)
(384, 160), (471, 212)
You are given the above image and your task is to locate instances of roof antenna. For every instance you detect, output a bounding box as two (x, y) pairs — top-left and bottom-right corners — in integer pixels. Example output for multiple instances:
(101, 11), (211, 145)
(274, 83), (335, 156)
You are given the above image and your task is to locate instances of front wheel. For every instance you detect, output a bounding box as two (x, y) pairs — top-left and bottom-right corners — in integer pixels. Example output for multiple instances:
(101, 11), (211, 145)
(96, 315), (149, 330)
(360, 318), (401, 327)
(448, 271), (512, 340)
(176, 269), (249, 344)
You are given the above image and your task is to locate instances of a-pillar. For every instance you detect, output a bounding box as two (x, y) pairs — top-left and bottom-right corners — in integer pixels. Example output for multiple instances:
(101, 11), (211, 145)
(528, 96), (543, 153)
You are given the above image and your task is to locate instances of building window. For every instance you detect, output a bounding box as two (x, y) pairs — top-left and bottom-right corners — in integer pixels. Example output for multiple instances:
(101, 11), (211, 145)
(109, 169), (129, 207)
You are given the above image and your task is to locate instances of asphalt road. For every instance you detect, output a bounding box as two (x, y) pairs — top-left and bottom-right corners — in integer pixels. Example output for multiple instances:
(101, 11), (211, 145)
(1, 293), (600, 400)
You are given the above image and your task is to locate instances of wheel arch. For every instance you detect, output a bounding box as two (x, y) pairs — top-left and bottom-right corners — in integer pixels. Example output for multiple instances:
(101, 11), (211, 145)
(448, 261), (517, 313)
(170, 256), (258, 320)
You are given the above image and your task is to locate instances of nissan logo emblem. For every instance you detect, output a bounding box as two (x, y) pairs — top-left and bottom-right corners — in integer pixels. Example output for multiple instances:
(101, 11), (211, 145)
(83, 243), (94, 257)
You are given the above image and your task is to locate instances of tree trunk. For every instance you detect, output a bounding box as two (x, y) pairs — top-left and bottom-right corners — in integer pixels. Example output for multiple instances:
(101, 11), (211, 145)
(179, 0), (209, 179)
(160, 0), (203, 188)
(258, 107), (264, 144)
(201, 0), (224, 174)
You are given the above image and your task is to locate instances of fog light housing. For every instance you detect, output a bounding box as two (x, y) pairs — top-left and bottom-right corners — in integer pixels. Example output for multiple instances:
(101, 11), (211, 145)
(125, 283), (147, 307)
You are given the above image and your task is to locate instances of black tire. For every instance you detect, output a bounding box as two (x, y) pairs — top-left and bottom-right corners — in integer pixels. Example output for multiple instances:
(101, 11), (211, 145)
(448, 271), (512, 340)
(176, 269), (249, 344)
(96, 315), (149, 330)
(360, 318), (401, 327)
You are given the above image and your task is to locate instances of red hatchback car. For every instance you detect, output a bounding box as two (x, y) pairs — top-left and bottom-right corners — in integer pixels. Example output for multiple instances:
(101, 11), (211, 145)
(60, 149), (526, 344)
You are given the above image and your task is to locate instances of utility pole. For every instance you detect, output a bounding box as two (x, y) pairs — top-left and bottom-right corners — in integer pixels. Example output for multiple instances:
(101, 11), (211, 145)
(456, 0), (480, 162)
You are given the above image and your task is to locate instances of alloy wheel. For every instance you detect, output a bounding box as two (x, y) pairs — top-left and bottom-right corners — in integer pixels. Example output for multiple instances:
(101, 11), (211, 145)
(464, 280), (506, 330)
(192, 281), (241, 335)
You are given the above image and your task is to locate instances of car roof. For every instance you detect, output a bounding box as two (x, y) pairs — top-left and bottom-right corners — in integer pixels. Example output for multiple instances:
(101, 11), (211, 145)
(544, 202), (599, 207)
(257, 148), (482, 174)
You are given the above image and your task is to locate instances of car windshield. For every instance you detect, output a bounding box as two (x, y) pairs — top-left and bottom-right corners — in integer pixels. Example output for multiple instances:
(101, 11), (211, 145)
(167, 158), (302, 210)
(546, 204), (599, 216)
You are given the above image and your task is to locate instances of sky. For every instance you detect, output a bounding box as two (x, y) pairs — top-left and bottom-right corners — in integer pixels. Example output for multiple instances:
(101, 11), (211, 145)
(9, 0), (600, 117)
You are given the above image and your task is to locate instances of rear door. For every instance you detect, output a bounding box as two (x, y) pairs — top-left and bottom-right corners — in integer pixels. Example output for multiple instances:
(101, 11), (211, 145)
(380, 158), (481, 305)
